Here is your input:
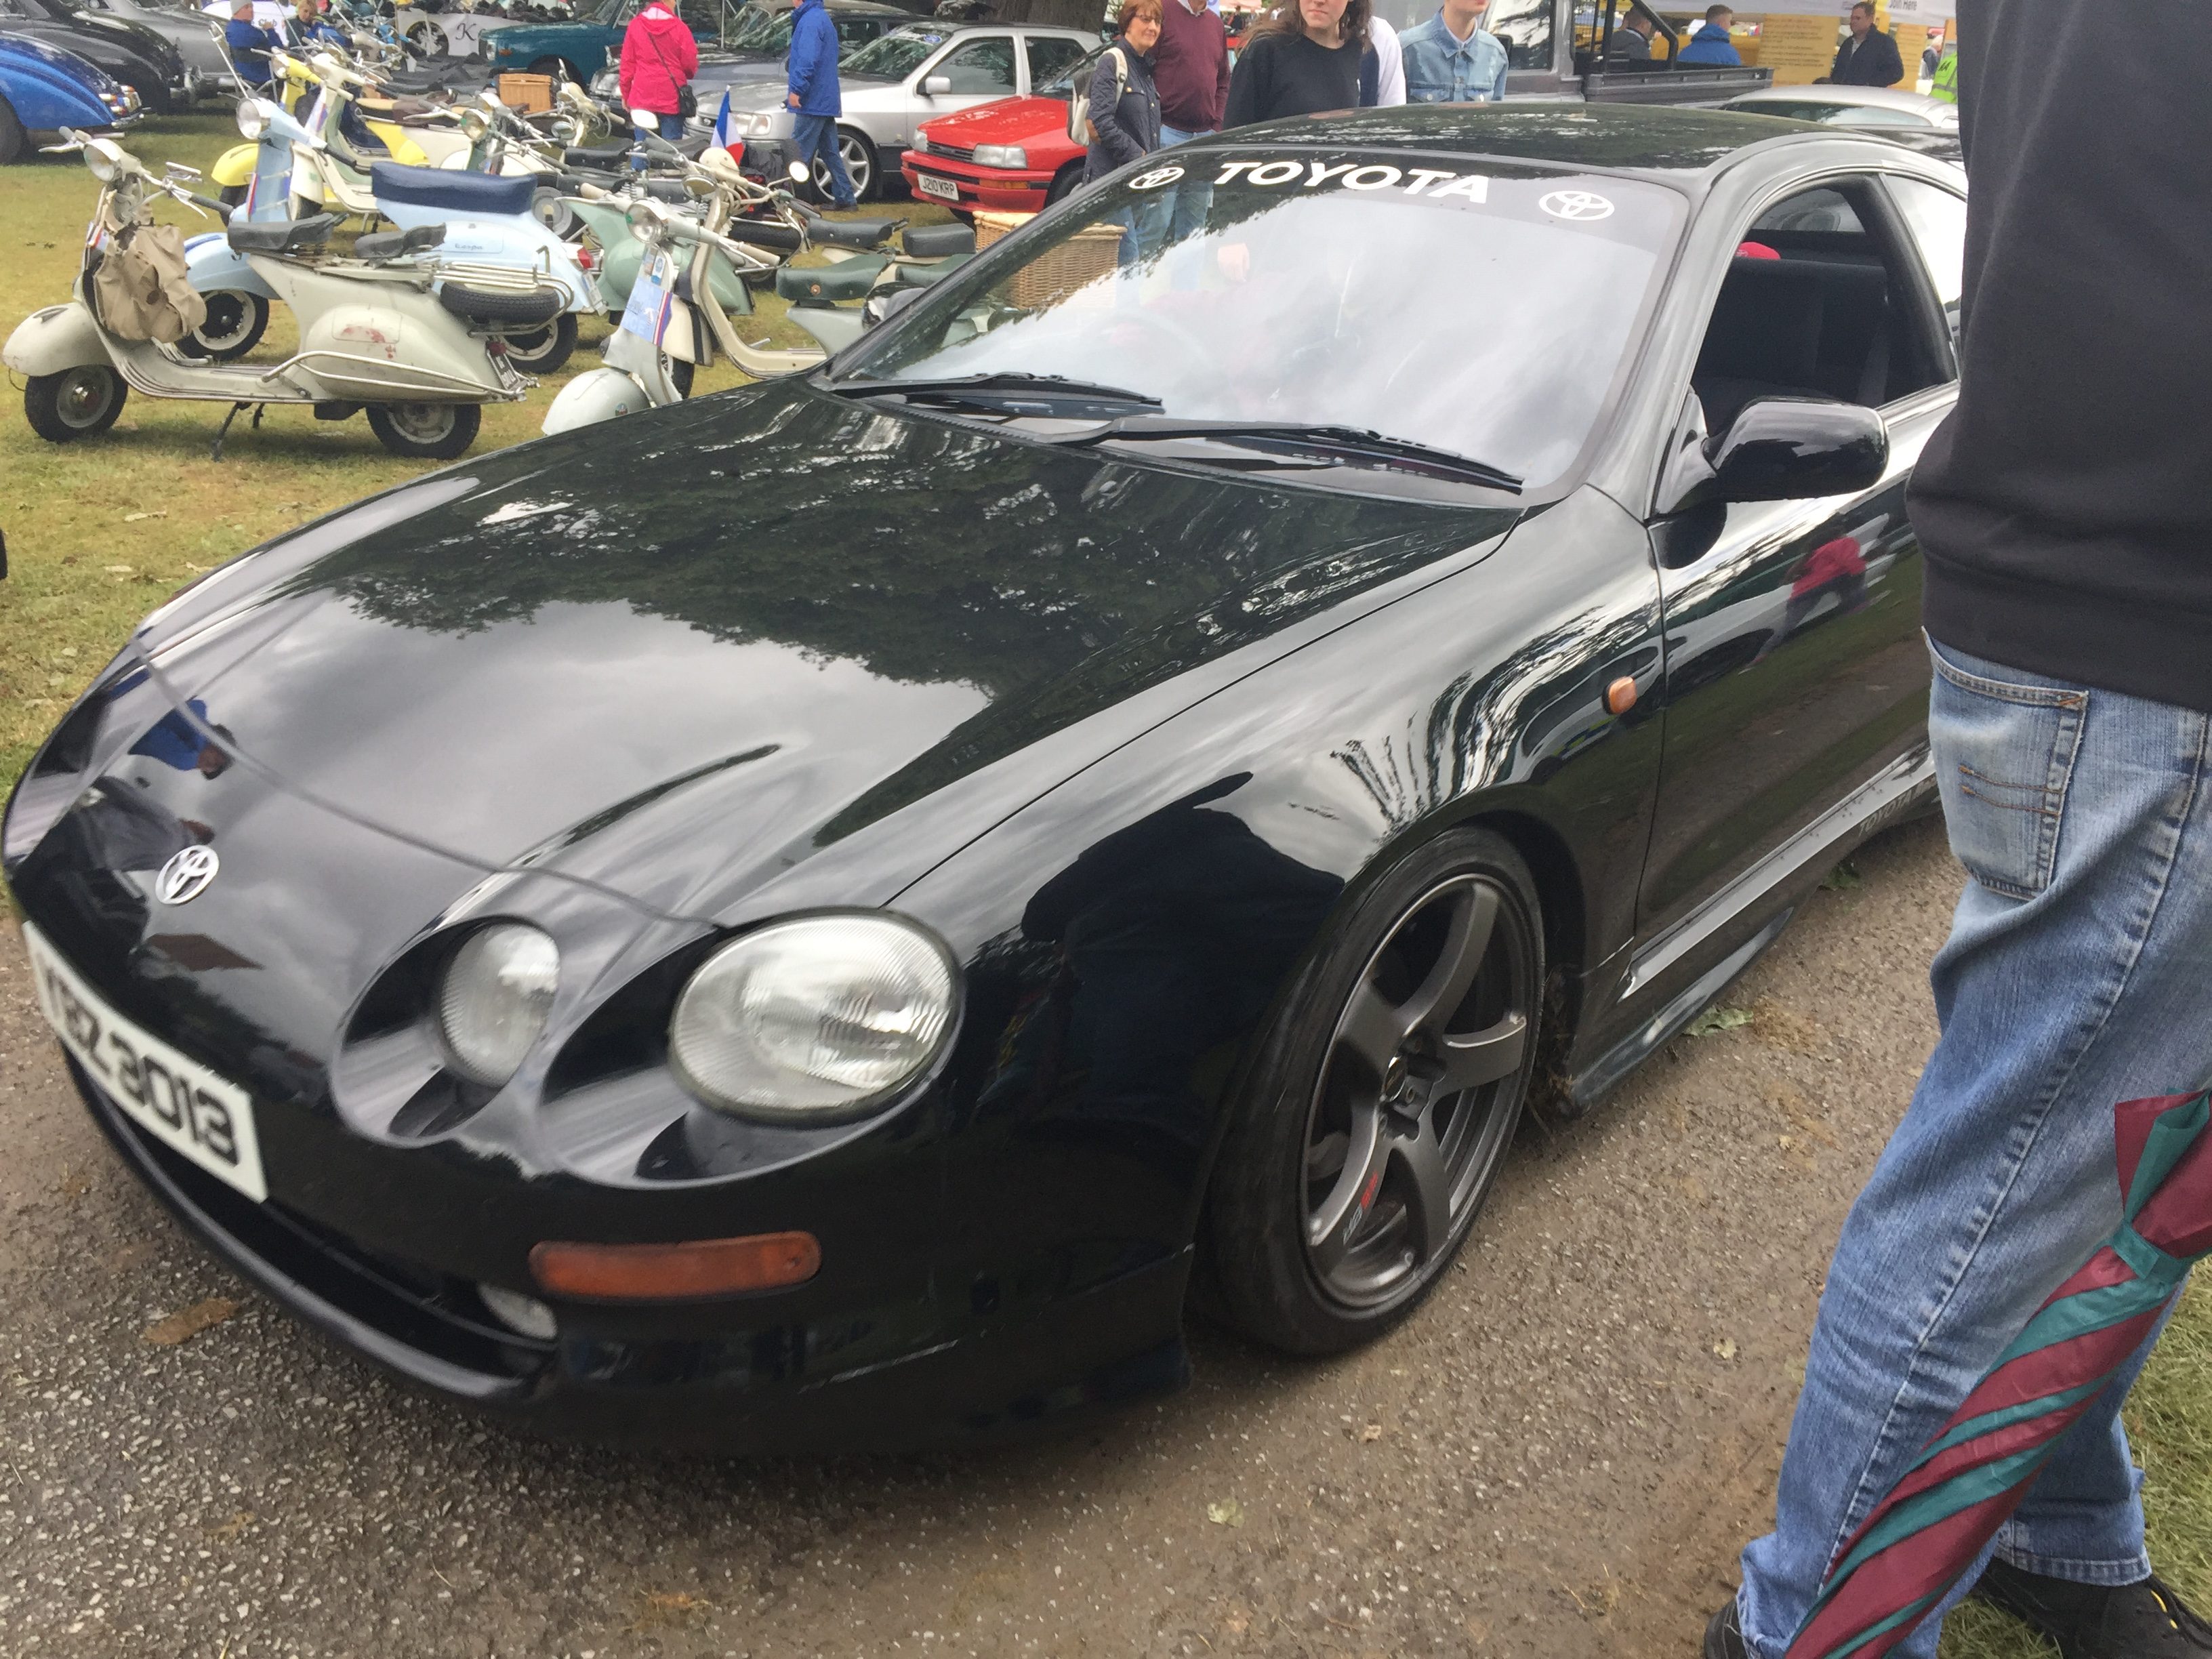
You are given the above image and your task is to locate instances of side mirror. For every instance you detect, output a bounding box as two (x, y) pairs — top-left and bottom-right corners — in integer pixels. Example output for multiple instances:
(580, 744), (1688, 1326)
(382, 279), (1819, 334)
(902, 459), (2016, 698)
(921, 73), (951, 94)
(1662, 396), (1888, 515)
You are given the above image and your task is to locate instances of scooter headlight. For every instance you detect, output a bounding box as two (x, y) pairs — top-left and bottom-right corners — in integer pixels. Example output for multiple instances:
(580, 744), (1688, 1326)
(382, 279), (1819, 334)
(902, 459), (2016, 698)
(236, 97), (269, 140)
(83, 144), (119, 184)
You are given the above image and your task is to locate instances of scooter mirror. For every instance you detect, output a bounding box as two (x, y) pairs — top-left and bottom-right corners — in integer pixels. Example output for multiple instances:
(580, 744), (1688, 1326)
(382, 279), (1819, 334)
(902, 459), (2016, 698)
(628, 107), (659, 131)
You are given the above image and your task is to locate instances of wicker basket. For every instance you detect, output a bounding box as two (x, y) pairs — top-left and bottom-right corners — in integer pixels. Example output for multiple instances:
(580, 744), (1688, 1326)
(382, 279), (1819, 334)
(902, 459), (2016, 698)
(496, 73), (553, 113)
(975, 209), (1124, 310)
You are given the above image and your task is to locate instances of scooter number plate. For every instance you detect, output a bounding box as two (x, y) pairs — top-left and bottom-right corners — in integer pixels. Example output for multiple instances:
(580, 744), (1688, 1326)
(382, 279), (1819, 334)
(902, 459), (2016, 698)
(620, 251), (677, 346)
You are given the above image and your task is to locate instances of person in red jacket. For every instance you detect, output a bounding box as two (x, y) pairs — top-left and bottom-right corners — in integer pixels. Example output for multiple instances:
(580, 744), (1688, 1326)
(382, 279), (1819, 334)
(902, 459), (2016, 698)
(618, 1), (697, 162)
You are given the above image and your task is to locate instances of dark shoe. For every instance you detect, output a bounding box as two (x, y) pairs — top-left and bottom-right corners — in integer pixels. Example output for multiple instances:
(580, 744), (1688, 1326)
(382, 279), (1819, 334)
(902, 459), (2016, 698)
(1705, 1597), (1752, 1659)
(1975, 1557), (2212, 1658)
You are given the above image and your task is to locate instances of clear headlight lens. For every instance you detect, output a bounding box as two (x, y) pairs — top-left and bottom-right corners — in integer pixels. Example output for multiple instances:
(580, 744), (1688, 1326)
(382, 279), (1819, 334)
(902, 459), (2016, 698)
(738, 110), (775, 137)
(668, 914), (956, 1121)
(236, 97), (268, 138)
(437, 923), (560, 1086)
(972, 143), (1025, 169)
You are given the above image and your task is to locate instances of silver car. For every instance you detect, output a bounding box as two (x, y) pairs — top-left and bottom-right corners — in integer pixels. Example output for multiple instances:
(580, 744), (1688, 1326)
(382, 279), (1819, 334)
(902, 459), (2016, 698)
(718, 18), (1095, 201)
(1720, 84), (1959, 132)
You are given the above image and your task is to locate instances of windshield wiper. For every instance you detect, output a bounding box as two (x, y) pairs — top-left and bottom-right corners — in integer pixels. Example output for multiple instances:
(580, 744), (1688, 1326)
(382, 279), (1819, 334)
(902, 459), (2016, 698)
(823, 373), (1165, 419)
(1048, 417), (1523, 494)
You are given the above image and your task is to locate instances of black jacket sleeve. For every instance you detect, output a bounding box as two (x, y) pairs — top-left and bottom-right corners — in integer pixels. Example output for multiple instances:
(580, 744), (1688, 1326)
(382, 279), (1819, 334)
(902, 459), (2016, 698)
(1088, 51), (1145, 168)
(1223, 36), (1268, 128)
(1872, 30), (1904, 85)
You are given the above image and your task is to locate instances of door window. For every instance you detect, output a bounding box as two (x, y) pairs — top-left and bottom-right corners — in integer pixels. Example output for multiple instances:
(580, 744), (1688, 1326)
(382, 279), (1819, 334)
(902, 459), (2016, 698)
(1691, 179), (1948, 432)
(1025, 33), (1085, 90)
(1885, 176), (1966, 357)
(931, 35), (1016, 94)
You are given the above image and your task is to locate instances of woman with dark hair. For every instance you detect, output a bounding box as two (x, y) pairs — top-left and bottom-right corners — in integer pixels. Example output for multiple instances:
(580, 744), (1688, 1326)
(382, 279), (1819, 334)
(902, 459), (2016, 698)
(1223, 0), (1369, 126)
(1083, 0), (1165, 184)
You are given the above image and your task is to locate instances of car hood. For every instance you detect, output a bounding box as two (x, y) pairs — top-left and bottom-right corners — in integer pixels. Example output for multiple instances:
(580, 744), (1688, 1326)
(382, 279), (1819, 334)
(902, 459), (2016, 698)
(920, 91), (1063, 143)
(129, 382), (1519, 919)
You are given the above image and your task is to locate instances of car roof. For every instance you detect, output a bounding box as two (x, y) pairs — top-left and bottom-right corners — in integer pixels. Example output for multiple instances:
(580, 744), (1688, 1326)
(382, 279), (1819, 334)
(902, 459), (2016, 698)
(1727, 84), (1952, 117)
(882, 16), (1088, 33)
(754, 0), (914, 13)
(1177, 104), (1857, 181)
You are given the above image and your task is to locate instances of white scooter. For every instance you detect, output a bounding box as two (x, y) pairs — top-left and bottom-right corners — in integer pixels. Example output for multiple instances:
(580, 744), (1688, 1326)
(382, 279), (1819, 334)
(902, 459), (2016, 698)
(5, 131), (529, 459)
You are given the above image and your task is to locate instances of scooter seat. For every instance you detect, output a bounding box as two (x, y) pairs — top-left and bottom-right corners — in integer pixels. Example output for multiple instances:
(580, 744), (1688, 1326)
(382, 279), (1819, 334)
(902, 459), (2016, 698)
(775, 256), (887, 304)
(899, 222), (974, 259)
(562, 144), (628, 168)
(806, 214), (897, 251)
(369, 160), (535, 219)
(226, 211), (343, 254)
(729, 216), (804, 253)
(642, 178), (693, 203)
(674, 133), (711, 159)
(438, 282), (566, 326)
(898, 252), (970, 287)
(354, 222), (448, 262)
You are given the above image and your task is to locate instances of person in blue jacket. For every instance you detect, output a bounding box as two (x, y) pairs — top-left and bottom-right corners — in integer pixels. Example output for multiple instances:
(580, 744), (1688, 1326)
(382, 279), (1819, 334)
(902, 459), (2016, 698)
(224, 1), (276, 91)
(1677, 3), (1740, 66)
(785, 0), (853, 209)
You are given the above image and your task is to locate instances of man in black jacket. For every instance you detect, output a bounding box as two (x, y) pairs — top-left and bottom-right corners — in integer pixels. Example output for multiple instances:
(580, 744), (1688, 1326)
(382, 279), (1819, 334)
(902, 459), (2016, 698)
(1707, 4), (2212, 1659)
(1827, 1), (1902, 85)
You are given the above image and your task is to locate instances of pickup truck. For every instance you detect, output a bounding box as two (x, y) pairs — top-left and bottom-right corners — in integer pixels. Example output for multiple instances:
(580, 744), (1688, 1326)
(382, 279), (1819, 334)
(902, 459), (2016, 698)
(1371, 0), (1770, 106)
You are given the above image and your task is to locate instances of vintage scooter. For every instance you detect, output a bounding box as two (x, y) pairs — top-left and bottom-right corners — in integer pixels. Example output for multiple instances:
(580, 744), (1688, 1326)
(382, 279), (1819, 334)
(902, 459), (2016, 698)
(184, 90), (598, 371)
(6, 131), (529, 459)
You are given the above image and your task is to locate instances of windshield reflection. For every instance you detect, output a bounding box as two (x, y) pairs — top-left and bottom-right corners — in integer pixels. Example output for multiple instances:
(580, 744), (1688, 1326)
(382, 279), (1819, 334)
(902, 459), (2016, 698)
(848, 156), (1683, 490)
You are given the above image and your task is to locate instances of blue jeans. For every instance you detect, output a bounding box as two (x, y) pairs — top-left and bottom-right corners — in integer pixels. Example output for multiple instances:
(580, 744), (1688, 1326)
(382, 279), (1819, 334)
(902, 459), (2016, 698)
(1155, 125), (1214, 285)
(1736, 636), (2207, 1657)
(630, 110), (683, 171)
(791, 111), (854, 207)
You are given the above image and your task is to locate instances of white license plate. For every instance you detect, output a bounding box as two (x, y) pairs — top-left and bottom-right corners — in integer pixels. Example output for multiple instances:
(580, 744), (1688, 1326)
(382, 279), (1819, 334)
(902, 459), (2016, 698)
(22, 922), (267, 1202)
(916, 172), (960, 202)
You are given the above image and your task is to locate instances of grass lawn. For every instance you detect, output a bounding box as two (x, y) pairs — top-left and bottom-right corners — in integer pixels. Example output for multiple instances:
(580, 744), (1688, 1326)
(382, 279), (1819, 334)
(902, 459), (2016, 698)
(3, 115), (2210, 1659)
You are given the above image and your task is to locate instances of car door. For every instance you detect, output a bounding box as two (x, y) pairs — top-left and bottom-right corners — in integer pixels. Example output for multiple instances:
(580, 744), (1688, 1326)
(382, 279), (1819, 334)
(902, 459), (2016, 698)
(1632, 173), (1962, 972)
(899, 27), (1015, 146)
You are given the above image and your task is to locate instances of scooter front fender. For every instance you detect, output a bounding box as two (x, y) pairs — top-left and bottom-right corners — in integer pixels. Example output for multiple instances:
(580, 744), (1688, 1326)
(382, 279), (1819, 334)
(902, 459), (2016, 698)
(3, 302), (108, 378)
(211, 143), (260, 190)
(183, 235), (279, 302)
(541, 365), (652, 434)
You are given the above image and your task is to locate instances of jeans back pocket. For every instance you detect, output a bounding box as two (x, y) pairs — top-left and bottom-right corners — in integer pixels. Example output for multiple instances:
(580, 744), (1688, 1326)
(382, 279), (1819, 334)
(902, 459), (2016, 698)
(1929, 644), (2087, 899)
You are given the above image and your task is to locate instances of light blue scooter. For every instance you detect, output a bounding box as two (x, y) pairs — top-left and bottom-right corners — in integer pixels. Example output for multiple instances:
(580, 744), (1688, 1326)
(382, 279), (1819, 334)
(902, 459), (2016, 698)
(180, 93), (602, 371)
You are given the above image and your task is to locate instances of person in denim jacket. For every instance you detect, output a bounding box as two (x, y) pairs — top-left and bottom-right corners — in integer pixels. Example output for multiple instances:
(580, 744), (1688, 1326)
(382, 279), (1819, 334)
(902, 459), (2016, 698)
(1399, 0), (1506, 104)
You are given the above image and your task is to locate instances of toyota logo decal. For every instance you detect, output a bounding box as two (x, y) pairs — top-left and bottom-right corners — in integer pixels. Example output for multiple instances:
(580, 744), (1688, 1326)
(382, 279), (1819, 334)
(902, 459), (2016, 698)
(155, 845), (220, 905)
(1128, 165), (1185, 191)
(1539, 190), (1615, 222)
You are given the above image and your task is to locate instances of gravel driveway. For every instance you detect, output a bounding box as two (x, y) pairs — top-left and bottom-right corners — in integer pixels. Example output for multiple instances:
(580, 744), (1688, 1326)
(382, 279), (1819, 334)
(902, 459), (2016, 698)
(0, 820), (1958, 1659)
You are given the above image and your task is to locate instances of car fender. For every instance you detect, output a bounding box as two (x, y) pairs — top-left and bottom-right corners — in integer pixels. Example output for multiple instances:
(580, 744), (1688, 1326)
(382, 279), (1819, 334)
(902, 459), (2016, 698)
(3, 302), (108, 377)
(183, 232), (278, 300)
(0, 35), (124, 129)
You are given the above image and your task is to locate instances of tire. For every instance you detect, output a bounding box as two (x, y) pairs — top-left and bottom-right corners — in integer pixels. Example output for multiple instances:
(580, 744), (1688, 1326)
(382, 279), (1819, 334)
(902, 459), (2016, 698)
(218, 181), (247, 209)
(528, 56), (584, 84)
(366, 401), (481, 459)
(530, 184), (578, 239)
(407, 21), (441, 54)
(666, 354), (694, 398)
(0, 96), (24, 167)
(813, 126), (874, 203)
(1044, 163), (1082, 206)
(501, 311), (577, 373)
(1204, 827), (1544, 1355)
(23, 367), (127, 443)
(176, 290), (270, 362)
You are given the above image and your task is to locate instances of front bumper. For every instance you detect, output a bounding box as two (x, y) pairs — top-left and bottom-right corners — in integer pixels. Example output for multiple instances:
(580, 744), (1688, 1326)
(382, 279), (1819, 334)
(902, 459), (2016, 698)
(901, 152), (1055, 212)
(77, 1053), (1191, 1451)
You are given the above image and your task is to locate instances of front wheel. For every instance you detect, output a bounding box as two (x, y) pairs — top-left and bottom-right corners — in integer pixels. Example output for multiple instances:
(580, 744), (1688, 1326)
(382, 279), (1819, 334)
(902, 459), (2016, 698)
(0, 95), (25, 166)
(176, 290), (270, 362)
(813, 127), (875, 203)
(367, 401), (482, 459)
(665, 354), (695, 398)
(502, 312), (577, 373)
(1044, 163), (1082, 205)
(24, 366), (127, 443)
(1203, 827), (1543, 1355)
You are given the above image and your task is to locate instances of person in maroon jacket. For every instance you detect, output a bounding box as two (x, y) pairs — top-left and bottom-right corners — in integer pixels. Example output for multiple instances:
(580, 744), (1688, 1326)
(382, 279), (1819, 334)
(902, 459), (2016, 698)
(1153, 0), (1229, 145)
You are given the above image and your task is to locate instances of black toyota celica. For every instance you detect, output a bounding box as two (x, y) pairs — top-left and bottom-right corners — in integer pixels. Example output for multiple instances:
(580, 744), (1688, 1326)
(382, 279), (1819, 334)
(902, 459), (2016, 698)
(4, 108), (1967, 1451)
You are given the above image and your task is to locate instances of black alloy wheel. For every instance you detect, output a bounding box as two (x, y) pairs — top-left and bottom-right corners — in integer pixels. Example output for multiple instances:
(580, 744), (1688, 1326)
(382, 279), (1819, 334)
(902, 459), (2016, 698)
(176, 290), (270, 361)
(1206, 828), (1542, 1354)
(22, 366), (128, 443)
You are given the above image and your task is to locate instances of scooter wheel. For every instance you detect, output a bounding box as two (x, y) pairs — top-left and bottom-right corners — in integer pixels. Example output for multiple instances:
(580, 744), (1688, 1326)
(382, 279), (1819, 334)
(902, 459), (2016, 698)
(668, 356), (695, 398)
(367, 401), (482, 460)
(502, 312), (578, 375)
(176, 291), (270, 363)
(218, 182), (247, 210)
(24, 367), (127, 443)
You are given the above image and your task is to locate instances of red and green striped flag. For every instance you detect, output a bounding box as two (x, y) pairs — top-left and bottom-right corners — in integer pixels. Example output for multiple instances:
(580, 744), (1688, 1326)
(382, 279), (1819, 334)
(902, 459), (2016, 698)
(1786, 1088), (2212, 1659)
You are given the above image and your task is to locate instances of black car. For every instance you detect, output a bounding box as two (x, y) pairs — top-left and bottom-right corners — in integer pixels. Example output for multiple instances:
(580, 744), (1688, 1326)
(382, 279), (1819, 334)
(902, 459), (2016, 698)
(0, 0), (185, 109)
(5, 108), (1967, 1452)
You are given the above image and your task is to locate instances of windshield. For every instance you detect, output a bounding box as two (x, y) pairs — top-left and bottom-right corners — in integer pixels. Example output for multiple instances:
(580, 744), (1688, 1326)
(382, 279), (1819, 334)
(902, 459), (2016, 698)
(838, 151), (1684, 493)
(725, 0), (788, 48)
(841, 22), (943, 77)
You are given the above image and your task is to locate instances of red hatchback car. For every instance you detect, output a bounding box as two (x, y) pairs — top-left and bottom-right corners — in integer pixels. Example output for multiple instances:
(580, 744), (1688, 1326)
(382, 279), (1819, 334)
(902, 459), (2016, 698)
(901, 42), (1100, 215)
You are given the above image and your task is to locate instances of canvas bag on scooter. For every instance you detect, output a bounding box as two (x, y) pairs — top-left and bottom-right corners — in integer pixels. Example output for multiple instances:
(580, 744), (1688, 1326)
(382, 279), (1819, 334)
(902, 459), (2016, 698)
(91, 199), (207, 345)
